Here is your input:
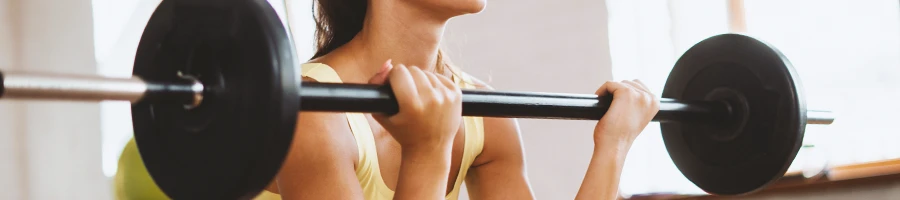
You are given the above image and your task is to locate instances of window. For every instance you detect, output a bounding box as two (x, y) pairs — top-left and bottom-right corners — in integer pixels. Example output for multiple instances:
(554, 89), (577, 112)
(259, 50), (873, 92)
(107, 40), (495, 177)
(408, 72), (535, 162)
(92, 0), (160, 177)
(608, 0), (900, 196)
(92, 0), (314, 178)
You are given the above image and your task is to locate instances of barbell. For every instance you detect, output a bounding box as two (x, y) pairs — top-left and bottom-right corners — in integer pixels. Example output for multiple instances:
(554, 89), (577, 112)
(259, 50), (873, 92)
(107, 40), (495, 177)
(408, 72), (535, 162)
(0, 0), (834, 199)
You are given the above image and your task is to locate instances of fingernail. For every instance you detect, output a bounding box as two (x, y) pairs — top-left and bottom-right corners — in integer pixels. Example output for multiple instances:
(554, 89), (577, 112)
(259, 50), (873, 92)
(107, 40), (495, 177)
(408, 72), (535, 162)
(381, 59), (393, 72)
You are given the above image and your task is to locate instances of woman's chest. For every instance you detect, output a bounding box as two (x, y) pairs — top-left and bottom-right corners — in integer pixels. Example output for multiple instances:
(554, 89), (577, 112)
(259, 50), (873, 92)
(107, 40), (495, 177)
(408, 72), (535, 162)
(364, 116), (468, 193)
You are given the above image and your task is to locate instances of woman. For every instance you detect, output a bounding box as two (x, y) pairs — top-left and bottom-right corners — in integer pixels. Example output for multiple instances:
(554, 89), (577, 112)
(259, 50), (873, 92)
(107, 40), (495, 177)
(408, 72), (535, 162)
(114, 0), (658, 199)
(263, 0), (660, 199)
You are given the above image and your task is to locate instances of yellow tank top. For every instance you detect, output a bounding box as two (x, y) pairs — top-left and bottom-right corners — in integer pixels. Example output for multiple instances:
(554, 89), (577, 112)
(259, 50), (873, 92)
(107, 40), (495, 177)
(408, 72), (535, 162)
(258, 63), (484, 200)
(113, 63), (484, 200)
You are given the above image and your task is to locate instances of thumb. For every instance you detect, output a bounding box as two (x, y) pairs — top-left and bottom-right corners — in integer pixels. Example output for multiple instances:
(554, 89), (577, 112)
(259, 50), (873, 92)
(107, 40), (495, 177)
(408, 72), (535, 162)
(368, 59), (394, 84)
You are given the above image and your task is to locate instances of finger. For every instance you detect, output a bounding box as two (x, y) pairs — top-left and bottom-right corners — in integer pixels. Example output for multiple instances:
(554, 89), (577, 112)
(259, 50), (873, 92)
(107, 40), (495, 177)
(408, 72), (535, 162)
(627, 79), (652, 94)
(435, 73), (457, 91)
(387, 65), (420, 112)
(433, 73), (462, 103)
(632, 79), (649, 89)
(622, 80), (650, 95)
(622, 80), (657, 107)
(595, 82), (610, 96)
(595, 81), (625, 96)
(368, 59), (394, 84)
(407, 66), (435, 95)
(596, 81), (638, 99)
(425, 72), (443, 90)
(631, 79), (660, 109)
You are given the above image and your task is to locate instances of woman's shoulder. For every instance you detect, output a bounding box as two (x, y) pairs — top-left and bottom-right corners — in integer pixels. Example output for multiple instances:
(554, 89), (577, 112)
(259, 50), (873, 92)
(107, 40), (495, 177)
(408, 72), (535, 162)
(449, 67), (493, 90)
(299, 54), (347, 83)
(301, 55), (336, 72)
(292, 58), (356, 154)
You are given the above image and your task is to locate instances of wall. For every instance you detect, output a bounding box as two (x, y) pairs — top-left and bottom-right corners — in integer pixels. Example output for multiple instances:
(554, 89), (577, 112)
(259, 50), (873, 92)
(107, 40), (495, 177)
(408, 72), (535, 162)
(0, 0), (24, 198)
(442, 0), (613, 199)
(0, 0), (109, 199)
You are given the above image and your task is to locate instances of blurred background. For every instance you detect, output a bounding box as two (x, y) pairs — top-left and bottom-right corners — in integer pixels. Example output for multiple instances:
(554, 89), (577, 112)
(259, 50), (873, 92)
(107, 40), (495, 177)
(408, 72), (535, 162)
(0, 0), (898, 199)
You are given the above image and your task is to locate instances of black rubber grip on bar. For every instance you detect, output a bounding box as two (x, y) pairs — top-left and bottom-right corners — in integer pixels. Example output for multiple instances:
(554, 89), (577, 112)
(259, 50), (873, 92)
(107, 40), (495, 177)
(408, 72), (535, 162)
(298, 82), (731, 121)
(299, 83), (400, 114)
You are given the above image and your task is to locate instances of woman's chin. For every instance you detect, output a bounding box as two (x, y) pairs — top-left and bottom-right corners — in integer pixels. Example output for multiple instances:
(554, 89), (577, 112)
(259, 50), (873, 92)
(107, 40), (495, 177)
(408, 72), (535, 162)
(420, 0), (487, 21)
(461, 0), (487, 14)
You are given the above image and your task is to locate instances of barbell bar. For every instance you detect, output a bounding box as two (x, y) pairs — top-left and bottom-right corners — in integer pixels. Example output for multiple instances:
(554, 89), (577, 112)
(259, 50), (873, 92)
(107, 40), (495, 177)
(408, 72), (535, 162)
(0, 0), (835, 199)
(0, 72), (834, 124)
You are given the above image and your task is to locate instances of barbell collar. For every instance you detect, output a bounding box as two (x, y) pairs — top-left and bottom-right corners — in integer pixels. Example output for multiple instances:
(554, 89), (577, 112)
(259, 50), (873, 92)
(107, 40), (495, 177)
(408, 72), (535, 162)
(807, 110), (835, 125)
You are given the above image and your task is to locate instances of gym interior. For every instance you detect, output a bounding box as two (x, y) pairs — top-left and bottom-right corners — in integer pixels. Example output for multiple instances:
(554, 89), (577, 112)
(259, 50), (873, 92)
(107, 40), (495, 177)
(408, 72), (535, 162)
(0, 0), (898, 199)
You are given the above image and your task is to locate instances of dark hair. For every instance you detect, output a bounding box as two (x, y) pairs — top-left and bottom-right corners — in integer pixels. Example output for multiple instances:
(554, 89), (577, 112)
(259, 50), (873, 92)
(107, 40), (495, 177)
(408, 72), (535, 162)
(311, 0), (367, 59)
(311, 0), (452, 74)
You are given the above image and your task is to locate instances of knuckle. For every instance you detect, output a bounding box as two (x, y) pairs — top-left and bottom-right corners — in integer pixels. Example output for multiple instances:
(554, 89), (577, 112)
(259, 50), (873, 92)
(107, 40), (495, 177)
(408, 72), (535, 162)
(408, 102), (425, 113)
(400, 100), (422, 113)
(449, 83), (462, 92)
(447, 89), (462, 103)
(411, 75), (423, 82)
(626, 89), (642, 99)
(440, 75), (454, 83)
(642, 95), (654, 106)
(432, 92), (446, 104)
(440, 93), (453, 104)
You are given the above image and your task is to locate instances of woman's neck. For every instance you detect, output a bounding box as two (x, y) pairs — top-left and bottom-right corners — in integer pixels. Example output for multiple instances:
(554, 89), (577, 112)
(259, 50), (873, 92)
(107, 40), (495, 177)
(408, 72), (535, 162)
(336, 2), (450, 80)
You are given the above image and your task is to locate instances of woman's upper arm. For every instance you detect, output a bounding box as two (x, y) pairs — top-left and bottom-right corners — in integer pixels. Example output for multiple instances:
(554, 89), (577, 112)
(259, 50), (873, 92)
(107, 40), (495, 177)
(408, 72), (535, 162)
(274, 78), (364, 199)
(465, 78), (536, 200)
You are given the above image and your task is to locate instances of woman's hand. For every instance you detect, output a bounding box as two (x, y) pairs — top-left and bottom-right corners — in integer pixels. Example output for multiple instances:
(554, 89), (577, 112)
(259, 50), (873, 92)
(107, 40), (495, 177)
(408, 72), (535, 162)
(367, 59), (463, 200)
(593, 80), (660, 146)
(368, 59), (463, 150)
(576, 80), (659, 200)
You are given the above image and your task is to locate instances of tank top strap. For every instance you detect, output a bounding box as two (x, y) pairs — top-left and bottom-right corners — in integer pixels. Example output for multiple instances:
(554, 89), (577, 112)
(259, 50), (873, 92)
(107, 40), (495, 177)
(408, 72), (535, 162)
(299, 63), (378, 166)
(300, 63), (380, 170)
(446, 68), (486, 200)
(299, 63), (388, 199)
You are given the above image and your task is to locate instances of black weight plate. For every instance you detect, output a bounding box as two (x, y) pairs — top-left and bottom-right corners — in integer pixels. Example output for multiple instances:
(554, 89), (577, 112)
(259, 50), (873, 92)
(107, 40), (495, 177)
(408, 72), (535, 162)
(131, 0), (300, 199)
(661, 34), (806, 195)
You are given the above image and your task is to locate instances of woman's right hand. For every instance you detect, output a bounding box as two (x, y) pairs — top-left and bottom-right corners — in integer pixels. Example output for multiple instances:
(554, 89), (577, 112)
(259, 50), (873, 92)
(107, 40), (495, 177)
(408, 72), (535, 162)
(368, 59), (463, 200)
(368, 59), (463, 150)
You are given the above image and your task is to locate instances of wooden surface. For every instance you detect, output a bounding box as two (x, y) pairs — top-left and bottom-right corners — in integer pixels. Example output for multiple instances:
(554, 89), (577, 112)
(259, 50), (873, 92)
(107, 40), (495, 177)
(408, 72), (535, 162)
(627, 159), (900, 200)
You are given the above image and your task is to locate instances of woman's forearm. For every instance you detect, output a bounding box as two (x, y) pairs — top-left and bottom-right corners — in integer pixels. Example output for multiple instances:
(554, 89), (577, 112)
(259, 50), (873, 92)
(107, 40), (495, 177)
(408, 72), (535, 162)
(575, 139), (632, 200)
(393, 143), (454, 200)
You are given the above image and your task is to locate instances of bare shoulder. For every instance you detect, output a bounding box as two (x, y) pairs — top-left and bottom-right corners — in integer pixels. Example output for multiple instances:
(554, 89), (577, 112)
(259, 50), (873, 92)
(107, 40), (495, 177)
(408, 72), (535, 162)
(289, 77), (357, 162)
(461, 71), (533, 199)
(266, 76), (361, 195)
(462, 73), (525, 167)
(289, 102), (357, 163)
